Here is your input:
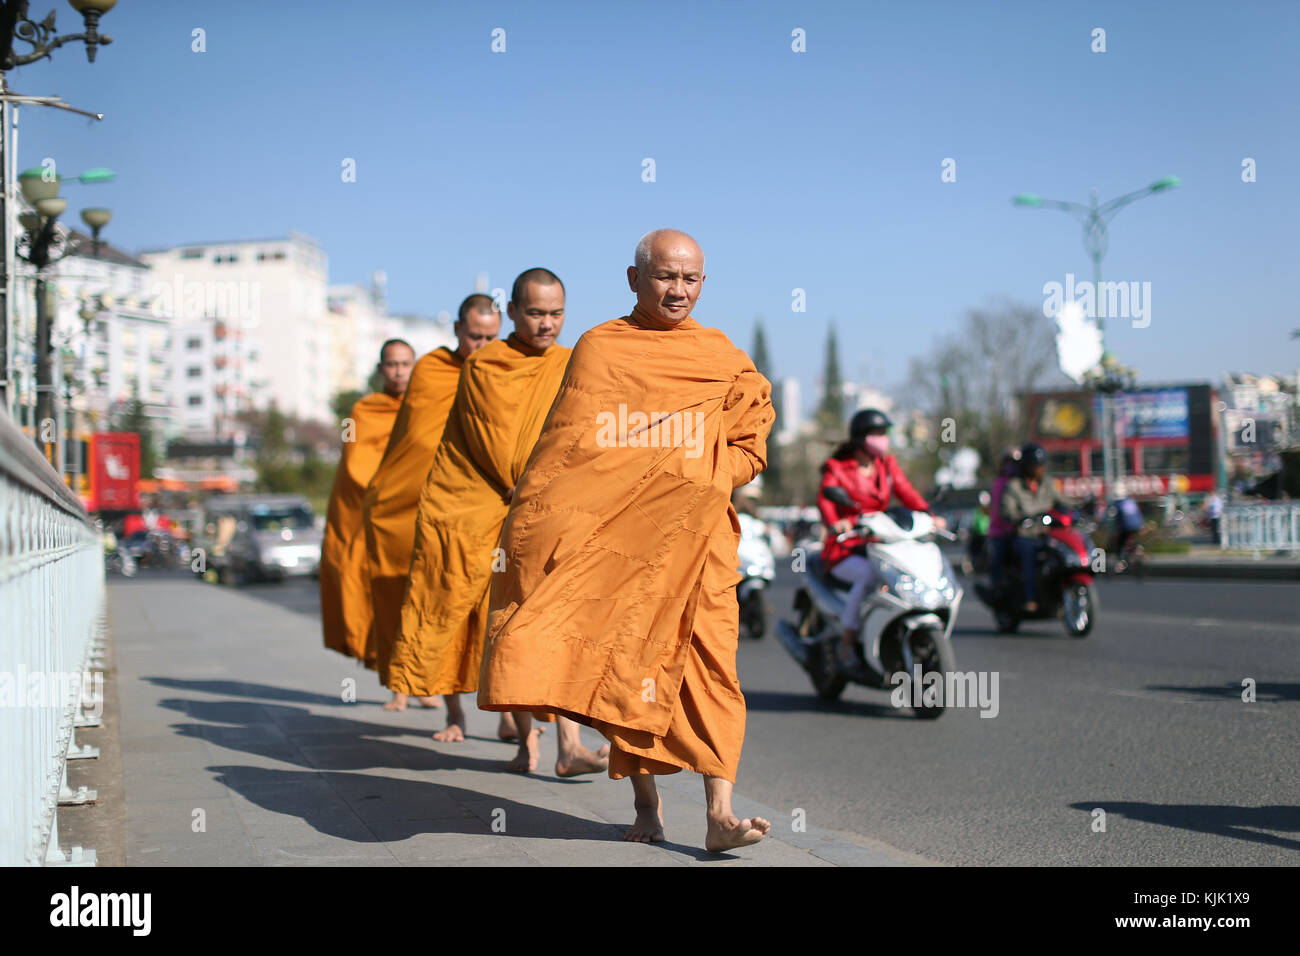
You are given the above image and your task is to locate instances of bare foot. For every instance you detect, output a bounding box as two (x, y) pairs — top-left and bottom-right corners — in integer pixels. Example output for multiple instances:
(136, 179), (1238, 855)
(505, 728), (541, 773)
(382, 692), (408, 711)
(623, 805), (665, 843)
(417, 696), (442, 709)
(556, 743), (610, 778)
(705, 813), (771, 852)
(431, 721), (465, 742)
(497, 713), (519, 741)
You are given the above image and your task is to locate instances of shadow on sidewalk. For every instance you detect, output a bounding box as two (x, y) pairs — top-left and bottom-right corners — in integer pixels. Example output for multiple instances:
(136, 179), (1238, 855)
(1069, 801), (1300, 851)
(209, 765), (632, 845)
(158, 696), (508, 774)
(146, 677), (382, 708)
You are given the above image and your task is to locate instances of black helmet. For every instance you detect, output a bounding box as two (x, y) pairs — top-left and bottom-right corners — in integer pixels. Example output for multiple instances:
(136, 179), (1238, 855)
(1020, 441), (1047, 466)
(850, 408), (892, 441)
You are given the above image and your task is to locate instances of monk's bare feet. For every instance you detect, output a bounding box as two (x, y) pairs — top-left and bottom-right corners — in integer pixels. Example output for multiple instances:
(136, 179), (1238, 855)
(431, 721), (465, 742)
(555, 743), (610, 777)
(705, 813), (771, 852)
(497, 713), (519, 741)
(623, 805), (665, 843)
(417, 695), (442, 709)
(382, 692), (408, 711)
(505, 728), (541, 773)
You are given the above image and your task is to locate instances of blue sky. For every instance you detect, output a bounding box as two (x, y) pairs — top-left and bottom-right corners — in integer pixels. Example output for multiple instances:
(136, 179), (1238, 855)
(17, 0), (1299, 410)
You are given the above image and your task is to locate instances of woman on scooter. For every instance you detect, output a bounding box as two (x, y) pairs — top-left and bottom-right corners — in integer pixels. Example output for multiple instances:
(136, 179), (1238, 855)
(818, 409), (945, 672)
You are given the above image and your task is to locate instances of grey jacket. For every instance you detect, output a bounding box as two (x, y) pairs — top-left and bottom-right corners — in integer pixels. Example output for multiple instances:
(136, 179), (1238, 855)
(999, 476), (1066, 531)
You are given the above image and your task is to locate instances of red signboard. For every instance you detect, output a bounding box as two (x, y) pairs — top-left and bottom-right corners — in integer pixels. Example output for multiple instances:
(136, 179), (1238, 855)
(90, 432), (140, 512)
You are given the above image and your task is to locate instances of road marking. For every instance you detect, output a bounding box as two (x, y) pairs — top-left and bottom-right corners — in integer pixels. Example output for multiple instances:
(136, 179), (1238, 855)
(1102, 610), (1297, 634)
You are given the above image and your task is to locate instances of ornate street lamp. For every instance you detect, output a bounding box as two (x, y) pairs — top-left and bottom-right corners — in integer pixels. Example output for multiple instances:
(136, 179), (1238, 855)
(15, 166), (112, 461)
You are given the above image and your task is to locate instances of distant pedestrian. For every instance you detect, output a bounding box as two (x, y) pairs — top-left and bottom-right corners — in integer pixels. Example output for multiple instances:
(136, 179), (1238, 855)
(1204, 491), (1223, 543)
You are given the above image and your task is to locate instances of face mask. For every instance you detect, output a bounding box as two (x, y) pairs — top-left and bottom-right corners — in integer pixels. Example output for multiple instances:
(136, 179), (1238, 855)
(862, 435), (889, 458)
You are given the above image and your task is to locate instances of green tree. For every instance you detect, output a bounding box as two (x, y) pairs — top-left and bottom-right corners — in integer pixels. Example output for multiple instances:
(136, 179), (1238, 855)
(110, 383), (158, 479)
(815, 322), (844, 432)
(331, 388), (364, 422)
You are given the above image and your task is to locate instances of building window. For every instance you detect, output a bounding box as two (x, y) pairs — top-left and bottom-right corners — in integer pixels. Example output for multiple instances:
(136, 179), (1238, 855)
(187, 395), (202, 407)
(186, 366), (202, 378)
(181, 249), (204, 259)
(186, 337), (202, 350)
(1047, 451), (1079, 475)
(1089, 448), (1135, 473)
(1141, 446), (1188, 473)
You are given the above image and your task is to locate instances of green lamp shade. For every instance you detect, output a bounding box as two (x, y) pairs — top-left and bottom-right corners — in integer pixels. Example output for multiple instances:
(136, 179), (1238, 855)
(77, 168), (116, 184)
(35, 197), (68, 218)
(81, 207), (112, 229)
(19, 169), (61, 203)
(69, 0), (118, 13)
(1013, 193), (1043, 207)
(1150, 176), (1181, 191)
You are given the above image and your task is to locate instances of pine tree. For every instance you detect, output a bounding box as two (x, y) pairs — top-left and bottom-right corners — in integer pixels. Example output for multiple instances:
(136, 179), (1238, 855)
(110, 384), (158, 479)
(815, 322), (844, 432)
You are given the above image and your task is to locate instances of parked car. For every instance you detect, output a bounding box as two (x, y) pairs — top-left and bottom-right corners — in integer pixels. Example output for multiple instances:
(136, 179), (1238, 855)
(196, 494), (322, 584)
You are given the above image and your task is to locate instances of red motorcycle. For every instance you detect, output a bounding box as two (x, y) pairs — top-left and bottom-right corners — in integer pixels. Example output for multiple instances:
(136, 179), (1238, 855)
(975, 508), (1097, 638)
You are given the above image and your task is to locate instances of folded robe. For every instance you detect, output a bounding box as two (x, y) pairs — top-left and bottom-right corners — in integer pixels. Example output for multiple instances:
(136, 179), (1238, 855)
(320, 391), (402, 659)
(386, 334), (572, 697)
(361, 346), (464, 680)
(477, 308), (774, 782)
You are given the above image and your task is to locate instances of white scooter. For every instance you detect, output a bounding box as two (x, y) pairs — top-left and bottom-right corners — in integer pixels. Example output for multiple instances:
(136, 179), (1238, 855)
(737, 512), (776, 639)
(776, 487), (962, 718)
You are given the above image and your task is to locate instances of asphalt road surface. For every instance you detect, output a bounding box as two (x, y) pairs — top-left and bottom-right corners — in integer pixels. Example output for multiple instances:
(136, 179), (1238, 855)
(212, 563), (1298, 865)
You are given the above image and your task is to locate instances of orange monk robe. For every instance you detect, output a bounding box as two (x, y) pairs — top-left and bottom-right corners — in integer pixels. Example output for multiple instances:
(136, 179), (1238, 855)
(386, 334), (572, 697)
(320, 392), (402, 659)
(477, 308), (774, 783)
(361, 346), (464, 680)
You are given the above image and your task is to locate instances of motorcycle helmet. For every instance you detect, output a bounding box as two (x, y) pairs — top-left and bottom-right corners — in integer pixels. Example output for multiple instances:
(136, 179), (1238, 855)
(1020, 442), (1047, 468)
(849, 408), (892, 441)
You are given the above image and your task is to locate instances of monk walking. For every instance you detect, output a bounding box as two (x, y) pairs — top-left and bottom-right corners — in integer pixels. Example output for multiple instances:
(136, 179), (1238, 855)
(363, 297), (499, 711)
(387, 269), (608, 777)
(319, 339), (412, 660)
(478, 230), (775, 851)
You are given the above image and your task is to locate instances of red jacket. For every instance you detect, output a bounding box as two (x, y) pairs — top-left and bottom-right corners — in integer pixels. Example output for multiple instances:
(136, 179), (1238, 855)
(818, 454), (930, 568)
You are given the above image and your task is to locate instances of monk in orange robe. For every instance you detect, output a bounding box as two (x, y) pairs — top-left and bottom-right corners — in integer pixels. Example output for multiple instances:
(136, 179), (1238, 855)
(388, 269), (608, 778)
(362, 297), (500, 710)
(319, 340), (412, 660)
(478, 230), (776, 851)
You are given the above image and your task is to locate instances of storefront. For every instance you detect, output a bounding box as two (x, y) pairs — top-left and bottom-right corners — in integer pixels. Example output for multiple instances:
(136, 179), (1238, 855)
(1024, 384), (1217, 500)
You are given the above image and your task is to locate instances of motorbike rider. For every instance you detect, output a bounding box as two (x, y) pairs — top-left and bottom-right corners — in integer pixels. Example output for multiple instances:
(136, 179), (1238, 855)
(998, 442), (1069, 613)
(985, 449), (1021, 593)
(818, 409), (945, 671)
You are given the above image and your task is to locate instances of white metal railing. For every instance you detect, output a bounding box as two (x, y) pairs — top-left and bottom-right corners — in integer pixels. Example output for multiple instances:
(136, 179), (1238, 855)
(0, 410), (104, 865)
(1221, 503), (1300, 553)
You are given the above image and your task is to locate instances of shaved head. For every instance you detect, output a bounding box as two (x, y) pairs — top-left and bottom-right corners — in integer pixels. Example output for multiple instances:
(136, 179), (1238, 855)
(453, 293), (501, 360)
(511, 267), (564, 306)
(377, 339), (416, 397)
(627, 229), (706, 326)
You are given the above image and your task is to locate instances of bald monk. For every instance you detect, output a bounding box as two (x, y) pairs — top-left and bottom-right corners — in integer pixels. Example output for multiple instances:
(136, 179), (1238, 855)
(388, 269), (608, 777)
(319, 339), (412, 660)
(363, 297), (500, 711)
(478, 230), (776, 851)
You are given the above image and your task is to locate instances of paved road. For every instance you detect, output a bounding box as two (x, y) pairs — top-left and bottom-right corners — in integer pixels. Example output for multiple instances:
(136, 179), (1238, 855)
(157, 564), (1298, 865)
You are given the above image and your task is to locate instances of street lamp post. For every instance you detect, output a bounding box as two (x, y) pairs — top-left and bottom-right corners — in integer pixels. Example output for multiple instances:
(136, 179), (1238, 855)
(17, 166), (110, 462)
(1013, 177), (1179, 500)
(0, 0), (116, 415)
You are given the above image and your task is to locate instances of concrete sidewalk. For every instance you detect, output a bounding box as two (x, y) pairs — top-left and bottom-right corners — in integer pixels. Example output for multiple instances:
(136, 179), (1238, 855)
(103, 574), (913, 867)
(1142, 546), (1300, 580)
